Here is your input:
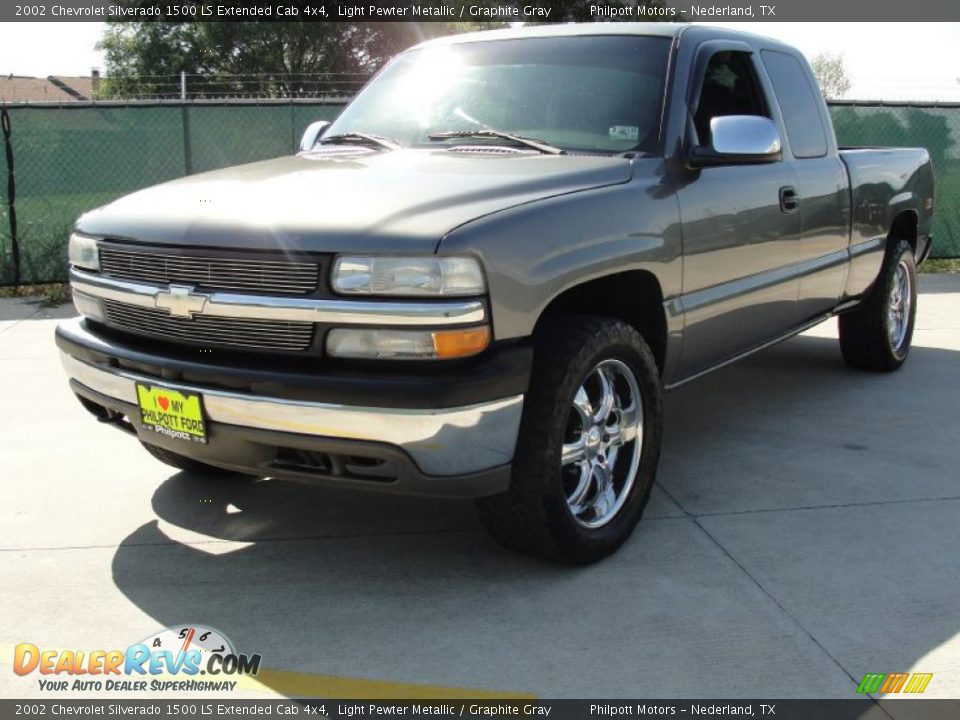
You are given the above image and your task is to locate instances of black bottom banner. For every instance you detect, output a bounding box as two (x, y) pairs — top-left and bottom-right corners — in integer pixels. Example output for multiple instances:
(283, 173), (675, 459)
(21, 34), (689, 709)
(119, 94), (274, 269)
(3, 700), (960, 720)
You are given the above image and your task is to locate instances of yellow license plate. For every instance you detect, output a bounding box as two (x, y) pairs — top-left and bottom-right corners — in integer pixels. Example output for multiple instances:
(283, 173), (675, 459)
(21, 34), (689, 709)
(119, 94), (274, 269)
(136, 383), (207, 444)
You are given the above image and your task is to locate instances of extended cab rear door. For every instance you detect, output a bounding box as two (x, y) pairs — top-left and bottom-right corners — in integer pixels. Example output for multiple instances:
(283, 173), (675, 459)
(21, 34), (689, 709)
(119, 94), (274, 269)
(758, 49), (851, 320)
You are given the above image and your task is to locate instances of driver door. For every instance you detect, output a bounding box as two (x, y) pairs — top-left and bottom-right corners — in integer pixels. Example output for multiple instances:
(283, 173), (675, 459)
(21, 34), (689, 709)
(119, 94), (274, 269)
(673, 46), (803, 380)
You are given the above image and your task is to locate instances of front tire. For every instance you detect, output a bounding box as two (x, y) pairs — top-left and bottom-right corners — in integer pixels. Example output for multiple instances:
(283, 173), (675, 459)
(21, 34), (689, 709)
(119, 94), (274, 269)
(839, 239), (917, 372)
(476, 315), (663, 564)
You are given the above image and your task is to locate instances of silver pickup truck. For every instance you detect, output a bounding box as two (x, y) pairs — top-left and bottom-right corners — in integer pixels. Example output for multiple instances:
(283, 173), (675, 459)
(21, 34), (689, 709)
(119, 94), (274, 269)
(57, 24), (934, 563)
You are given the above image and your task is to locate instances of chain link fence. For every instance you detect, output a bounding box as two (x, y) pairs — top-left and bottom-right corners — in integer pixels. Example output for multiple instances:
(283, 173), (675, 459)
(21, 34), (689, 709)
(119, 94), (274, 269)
(0, 99), (957, 286)
(829, 102), (960, 259)
(0, 100), (344, 285)
(94, 73), (370, 101)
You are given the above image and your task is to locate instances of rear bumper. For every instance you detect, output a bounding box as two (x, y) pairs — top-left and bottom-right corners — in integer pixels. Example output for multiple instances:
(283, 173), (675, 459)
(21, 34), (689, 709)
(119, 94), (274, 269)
(57, 318), (527, 497)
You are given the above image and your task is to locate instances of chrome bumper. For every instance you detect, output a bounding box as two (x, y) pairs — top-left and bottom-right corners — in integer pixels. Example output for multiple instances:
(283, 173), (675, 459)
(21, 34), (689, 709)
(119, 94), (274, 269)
(60, 352), (523, 477)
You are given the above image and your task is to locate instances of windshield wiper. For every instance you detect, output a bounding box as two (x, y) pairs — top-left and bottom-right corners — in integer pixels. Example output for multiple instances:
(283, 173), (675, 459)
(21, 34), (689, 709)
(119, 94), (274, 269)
(428, 129), (564, 155)
(319, 132), (400, 151)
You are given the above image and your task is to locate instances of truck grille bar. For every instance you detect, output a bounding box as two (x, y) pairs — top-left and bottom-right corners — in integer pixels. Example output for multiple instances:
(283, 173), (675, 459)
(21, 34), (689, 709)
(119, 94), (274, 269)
(99, 247), (319, 295)
(70, 270), (487, 327)
(102, 299), (315, 351)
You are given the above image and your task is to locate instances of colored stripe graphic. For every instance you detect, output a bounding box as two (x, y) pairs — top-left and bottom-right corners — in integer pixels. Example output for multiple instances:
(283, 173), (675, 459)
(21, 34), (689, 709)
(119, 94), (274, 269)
(857, 672), (933, 694)
(903, 673), (934, 694)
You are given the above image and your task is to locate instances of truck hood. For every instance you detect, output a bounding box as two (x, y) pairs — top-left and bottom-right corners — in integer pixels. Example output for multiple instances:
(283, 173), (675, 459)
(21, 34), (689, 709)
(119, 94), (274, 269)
(77, 149), (634, 254)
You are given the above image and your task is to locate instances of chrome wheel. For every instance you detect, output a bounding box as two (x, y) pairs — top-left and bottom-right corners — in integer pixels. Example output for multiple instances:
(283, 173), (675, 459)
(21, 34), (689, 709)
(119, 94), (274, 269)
(887, 259), (912, 353)
(561, 358), (644, 529)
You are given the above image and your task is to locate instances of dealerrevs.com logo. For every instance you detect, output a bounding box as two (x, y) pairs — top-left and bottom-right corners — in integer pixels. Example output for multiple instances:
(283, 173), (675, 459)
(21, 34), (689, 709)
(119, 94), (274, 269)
(14, 625), (262, 692)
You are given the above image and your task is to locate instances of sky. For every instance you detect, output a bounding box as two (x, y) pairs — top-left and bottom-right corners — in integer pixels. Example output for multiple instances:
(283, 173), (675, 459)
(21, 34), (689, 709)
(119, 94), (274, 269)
(0, 21), (959, 101)
(709, 22), (960, 101)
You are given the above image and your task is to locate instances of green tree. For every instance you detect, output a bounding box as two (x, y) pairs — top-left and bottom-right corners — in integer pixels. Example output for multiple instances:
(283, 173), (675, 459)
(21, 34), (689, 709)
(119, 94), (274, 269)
(97, 19), (504, 98)
(810, 53), (851, 99)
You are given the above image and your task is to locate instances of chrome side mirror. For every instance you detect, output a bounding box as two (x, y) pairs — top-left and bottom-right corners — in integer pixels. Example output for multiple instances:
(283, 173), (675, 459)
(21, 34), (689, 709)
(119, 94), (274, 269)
(299, 120), (330, 152)
(689, 115), (782, 168)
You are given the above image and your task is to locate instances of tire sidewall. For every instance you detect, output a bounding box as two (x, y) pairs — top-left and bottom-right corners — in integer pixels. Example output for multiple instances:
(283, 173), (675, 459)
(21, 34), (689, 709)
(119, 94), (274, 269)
(535, 328), (662, 559)
(886, 242), (918, 364)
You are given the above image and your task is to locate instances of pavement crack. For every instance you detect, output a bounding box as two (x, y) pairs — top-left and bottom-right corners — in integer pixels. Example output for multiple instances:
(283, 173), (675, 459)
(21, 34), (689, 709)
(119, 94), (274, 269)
(691, 493), (960, 518)
(0, 307), (44, 333)
(656, 481), (890, 712)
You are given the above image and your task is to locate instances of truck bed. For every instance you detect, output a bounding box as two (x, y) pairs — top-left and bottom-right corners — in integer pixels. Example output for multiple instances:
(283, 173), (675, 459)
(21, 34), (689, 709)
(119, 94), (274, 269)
(839, 147), (934, 264)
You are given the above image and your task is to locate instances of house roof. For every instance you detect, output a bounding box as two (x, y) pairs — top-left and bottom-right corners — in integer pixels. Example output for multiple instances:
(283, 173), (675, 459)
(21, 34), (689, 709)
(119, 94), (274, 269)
(0, 75), (96, 103)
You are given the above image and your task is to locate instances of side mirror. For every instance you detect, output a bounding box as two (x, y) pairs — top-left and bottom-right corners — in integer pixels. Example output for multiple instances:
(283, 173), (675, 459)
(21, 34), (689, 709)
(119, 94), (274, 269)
(688, 115), (782, 168)
(299, 120), (330, 152)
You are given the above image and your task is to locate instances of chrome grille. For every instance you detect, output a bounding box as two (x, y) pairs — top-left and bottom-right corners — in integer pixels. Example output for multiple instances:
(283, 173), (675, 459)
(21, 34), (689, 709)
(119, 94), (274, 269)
(99, 247), (319, 295)
(102, 300), (315, 351)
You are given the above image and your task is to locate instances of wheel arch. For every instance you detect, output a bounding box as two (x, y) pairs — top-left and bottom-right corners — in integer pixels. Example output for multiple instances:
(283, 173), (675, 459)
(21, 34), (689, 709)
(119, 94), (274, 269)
(888, 209), (919, 254)
(534, 270), (668, 373)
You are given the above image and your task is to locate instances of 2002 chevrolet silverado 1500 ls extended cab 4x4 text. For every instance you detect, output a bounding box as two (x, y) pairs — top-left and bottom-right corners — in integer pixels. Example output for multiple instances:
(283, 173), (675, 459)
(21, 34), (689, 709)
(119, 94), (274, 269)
(57, 24), (934, 563)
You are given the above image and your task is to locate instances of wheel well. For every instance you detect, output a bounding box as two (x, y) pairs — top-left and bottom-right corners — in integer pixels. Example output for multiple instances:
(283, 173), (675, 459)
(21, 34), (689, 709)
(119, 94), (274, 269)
(889, 210), (918, 254)
(536, 271), (667, 372)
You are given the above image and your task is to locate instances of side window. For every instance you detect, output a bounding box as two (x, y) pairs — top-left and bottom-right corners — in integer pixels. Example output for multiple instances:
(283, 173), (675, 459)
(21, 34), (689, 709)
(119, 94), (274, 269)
(760, 50), (828, 158)
(694, 51), (769, 146)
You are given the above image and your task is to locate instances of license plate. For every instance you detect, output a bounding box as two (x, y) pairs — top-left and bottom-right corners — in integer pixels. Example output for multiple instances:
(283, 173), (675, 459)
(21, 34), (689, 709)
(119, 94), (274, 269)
(136, 383), (207, 444)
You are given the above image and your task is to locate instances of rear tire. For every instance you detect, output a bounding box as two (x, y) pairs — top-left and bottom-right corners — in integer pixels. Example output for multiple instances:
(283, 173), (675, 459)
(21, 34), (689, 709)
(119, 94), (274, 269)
(839, 239), (917, 372)
(140, 442), (248, 477)
(476, 315), (663, 564)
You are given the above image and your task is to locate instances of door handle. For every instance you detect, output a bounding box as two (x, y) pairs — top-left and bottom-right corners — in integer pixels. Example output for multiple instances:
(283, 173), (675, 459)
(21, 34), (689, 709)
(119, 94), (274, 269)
(779, 186), (800, 214)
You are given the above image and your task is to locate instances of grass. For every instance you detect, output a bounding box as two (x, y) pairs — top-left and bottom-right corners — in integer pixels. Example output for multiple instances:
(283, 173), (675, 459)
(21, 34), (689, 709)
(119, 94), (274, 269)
(919, 258), (960, 273)
(0, 282), (71, 307)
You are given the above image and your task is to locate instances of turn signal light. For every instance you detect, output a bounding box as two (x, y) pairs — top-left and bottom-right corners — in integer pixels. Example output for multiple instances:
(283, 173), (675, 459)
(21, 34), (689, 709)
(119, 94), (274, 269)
(432, 327), (491, 359)
(326, 326), (491, 360)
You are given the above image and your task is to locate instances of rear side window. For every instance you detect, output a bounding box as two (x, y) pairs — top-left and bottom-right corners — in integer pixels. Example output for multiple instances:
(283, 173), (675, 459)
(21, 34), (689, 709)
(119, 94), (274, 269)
(761, 50), (828, 158)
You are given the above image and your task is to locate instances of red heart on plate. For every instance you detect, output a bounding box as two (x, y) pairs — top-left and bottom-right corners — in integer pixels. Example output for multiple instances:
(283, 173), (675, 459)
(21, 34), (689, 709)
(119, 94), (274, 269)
(157, 396), (170, 411)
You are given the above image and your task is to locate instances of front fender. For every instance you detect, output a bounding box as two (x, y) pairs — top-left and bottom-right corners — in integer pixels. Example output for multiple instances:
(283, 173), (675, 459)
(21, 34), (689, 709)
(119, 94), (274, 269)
(438, 159), (682, 341)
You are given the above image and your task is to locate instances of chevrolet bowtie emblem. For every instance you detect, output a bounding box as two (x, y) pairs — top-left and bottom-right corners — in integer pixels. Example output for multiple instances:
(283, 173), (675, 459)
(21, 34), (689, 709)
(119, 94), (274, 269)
(154, 285), (208, 319)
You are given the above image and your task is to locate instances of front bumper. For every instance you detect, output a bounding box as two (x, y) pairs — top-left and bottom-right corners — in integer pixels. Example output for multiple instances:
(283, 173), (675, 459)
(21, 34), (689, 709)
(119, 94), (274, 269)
(57, 318), (527, 497)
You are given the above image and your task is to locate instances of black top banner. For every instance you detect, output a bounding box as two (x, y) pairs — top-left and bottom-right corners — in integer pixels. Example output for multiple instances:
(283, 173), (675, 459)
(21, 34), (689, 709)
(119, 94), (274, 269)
(2, 0), (960, 22)
(4, 699), (960, 720)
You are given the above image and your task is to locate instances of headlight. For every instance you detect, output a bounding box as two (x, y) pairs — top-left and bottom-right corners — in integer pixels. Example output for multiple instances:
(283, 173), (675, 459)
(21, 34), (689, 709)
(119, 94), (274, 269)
(326, 327), (490, 360)
(68, 233), (100, 271)
(71, 290), (104, 322)
(332, 256), (485, 297)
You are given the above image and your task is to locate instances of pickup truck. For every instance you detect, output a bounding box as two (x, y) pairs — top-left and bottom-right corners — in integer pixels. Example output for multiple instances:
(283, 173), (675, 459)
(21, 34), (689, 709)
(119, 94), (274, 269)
(57, 23), (934, 563)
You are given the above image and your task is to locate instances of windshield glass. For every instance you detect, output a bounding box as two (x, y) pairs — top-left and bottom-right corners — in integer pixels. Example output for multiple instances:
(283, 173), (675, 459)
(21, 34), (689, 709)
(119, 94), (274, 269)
(326, 35), (672, 154)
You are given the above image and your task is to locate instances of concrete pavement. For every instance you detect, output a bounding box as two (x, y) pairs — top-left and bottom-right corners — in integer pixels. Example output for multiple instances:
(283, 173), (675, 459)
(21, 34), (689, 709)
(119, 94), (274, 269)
(1, 276), (958, 702)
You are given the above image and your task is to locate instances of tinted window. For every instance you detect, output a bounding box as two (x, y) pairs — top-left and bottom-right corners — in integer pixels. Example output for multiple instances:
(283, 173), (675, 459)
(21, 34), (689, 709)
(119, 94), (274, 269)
(694, 51), (769, 146)
(327, 36), (672, 154)
(761, 50), (828, 158)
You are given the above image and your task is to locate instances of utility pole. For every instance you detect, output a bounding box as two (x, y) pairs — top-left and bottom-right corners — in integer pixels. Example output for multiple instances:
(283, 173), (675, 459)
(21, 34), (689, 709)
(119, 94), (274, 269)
(180, 71), (187, 101)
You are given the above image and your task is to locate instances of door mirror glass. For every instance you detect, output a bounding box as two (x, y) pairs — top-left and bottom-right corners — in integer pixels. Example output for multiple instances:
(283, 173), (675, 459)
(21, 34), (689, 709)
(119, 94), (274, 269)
(691, 115), (782, 167)
(712, 115), (782, 157)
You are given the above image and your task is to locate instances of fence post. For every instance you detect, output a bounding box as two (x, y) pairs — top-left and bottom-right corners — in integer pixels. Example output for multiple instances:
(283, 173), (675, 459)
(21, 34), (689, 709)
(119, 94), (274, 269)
(290, 100), (296, 153)
(179, 73), (193, 175)
(181, 104), (193, 176)
(1, 108), (19, 285)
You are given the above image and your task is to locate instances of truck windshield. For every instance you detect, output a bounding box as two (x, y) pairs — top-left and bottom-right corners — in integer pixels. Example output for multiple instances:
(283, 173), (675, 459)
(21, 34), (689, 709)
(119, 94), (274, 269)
(325, 35), (672, 155)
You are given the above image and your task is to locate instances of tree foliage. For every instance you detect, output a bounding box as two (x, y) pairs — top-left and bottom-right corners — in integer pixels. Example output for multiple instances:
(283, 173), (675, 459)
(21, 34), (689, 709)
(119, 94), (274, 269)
(810, 53), (851, 99)
(96, 0), (677, 99)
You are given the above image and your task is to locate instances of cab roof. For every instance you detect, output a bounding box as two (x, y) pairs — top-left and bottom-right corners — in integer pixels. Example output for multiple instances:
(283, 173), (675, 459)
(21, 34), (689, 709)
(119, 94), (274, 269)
(414, 22), (790, 53)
